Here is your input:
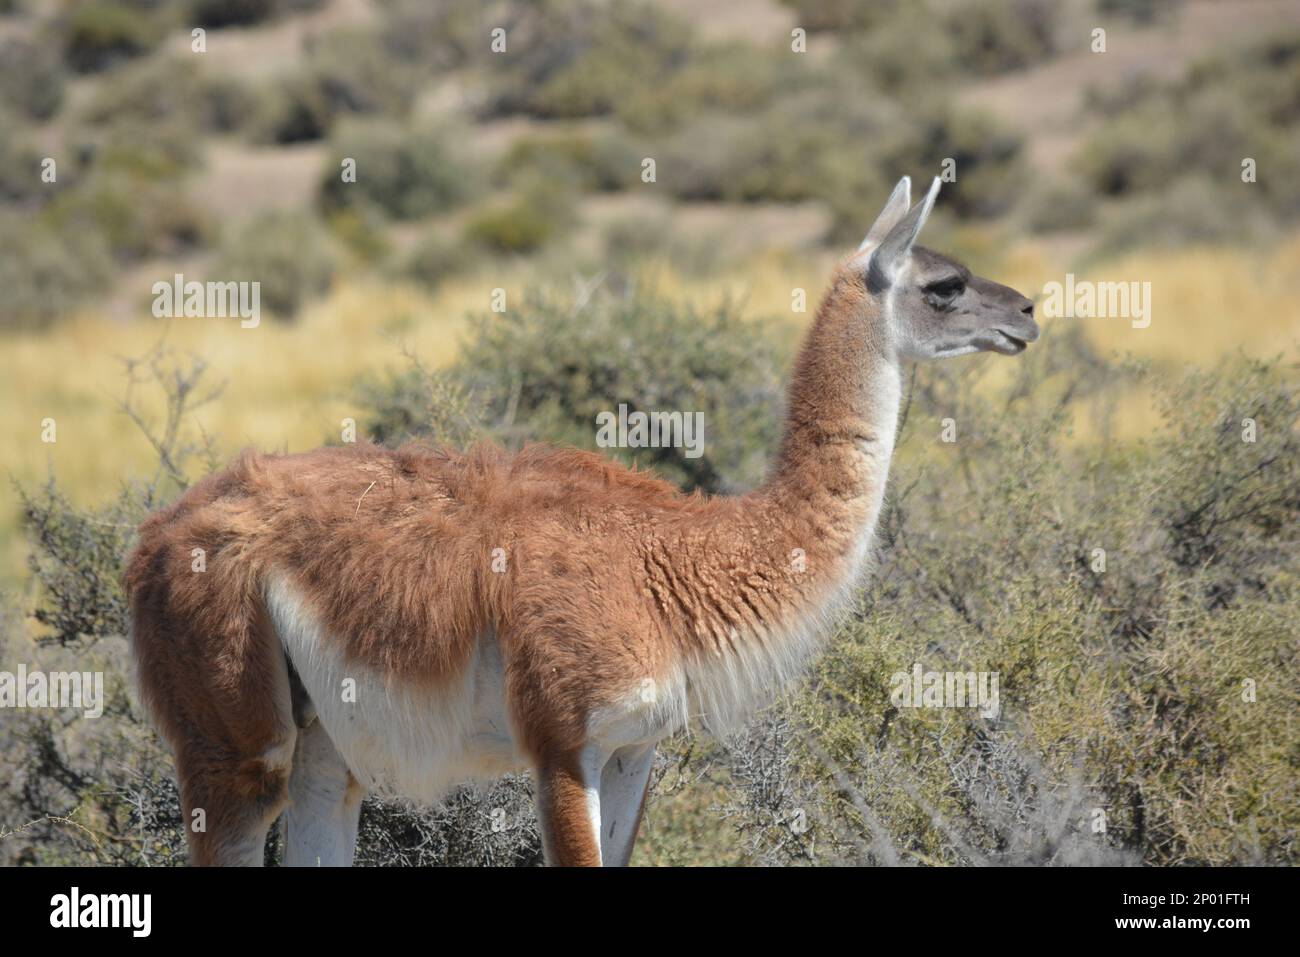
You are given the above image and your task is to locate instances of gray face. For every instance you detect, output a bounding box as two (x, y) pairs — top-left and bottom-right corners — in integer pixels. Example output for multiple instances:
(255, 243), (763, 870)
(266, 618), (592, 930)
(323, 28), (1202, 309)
(891, 245), (1039, 361)
(857, 176), (1039, 363)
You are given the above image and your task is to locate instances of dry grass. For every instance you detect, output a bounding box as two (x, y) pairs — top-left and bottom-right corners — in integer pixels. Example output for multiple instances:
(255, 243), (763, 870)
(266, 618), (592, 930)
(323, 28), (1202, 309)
(3, 233), (1298, 590)
(0, 278), (467, 589)
(1079, 237), (1300, 364)
(192, 141), (329, 223)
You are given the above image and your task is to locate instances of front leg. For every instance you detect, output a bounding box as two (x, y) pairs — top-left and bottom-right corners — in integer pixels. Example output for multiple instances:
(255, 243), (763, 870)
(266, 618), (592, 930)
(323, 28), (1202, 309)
(535, 746), (605, 866)
(598, 743), (656, 866)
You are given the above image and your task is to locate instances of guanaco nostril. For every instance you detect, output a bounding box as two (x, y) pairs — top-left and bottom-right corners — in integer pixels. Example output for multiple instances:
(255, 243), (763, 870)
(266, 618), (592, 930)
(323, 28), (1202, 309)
(1021, 301), (1035, 317)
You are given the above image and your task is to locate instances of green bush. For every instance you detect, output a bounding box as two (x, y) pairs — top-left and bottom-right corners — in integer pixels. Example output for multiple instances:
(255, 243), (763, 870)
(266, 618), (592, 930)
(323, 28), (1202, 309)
(600, 210), (732, 276)
(943, 0), (1060, 76)
(446, 284), (791, 493)
(319, 121), (477, 220)
(249, 72), (333, 143)
(777, 0), (901, 32)
(820, 98), (1024, 241)
(79, 55), (237, 136)
(1077, 104), (1205, 198)
(754, 341), (1298, 865)
(73, 112), (206, 179)
(0, 113), (52, 207)
(188, 0), (326, 27)
(189, 0), (274, 27)
(658, 89), (894, 205)
(2, 353), (225, 864)
(45, 169), (212, 262)
(656, 113), (756, 202)
(401, 229), (480, 289)
(1090, 175), (1274, 260)
(833, 11), (958, 96)
(498, 131), (638, 193)
(212, 210), (336, 319)
(0, 215), (114, 328)
(1022, 176), (1096, 233)
(303, 27), (420, 118)
(614, 40), (793, 133)
(378, 0), (484, 68)
(61, 0), (163, 73)
(463, 205), (552, 255)
(654, 87), (1023, 242)
(461, 172), (577, 255)
(250, 28), (420, 143)
(356, 357), (484, 449)
(484, 0), (691, 119)
(0, 37), (66, 120)
(200, 74), (260, 134)
(1098, 0), (1183, 22)
(1074, 33), (1300, 256)
(324, 206), (393, 264)
(896, 104), (1025, 219)
(784, 0), (1059, 75)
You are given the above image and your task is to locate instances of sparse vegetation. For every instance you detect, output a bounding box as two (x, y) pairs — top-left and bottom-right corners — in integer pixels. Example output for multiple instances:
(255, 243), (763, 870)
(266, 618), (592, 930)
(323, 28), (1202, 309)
(212, 210), (336, 319)
(462, 172), (577, 255)
(0, 217), (115, 328)
(1077, 35), (1300, 247)
(4, 314), (1295, 865)
(481, 0), (692, 120)
(784, 0), (1061, 75)
(788, 340), (1298, 865)
(45, 168), (211, 263)
(0, 37), (66, 120)
(1, 0), (1297, 867)
(60, 0), (165, 74)
(399, 230), (478, 289)
(498, 131), (638, 193)
(319, 120), (477, 221)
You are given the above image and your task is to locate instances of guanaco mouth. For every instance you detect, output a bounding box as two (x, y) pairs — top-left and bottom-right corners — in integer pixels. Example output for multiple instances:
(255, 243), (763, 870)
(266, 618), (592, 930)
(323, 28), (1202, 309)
(990, 329), (1029, 354)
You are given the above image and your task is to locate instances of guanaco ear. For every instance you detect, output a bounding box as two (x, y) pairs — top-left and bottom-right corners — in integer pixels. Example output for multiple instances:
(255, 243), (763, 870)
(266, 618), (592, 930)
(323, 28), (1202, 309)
(858, 176), (912, 251)
(872, 176), (940, 281)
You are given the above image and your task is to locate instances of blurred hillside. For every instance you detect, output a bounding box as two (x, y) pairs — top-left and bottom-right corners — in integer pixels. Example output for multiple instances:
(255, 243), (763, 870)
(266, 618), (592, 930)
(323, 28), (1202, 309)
(1, 0), (1299, 584)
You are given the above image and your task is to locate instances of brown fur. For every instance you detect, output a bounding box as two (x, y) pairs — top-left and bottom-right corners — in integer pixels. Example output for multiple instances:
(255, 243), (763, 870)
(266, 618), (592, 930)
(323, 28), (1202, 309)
(535, 757), (605, 867)
(125, 256), (945, 865)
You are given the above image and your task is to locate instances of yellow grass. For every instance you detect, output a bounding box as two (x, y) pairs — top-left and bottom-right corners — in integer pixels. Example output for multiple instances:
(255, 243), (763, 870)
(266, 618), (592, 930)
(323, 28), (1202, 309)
(3, 234), (1298, 588)
(1019, 235), (1300, 441)
(0, 278), (476, 589)
(1076, 239), (1300, 364)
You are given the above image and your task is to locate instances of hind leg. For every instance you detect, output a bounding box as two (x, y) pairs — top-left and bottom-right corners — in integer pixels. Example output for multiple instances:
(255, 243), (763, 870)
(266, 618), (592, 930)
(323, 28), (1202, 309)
(598, 742), (656, 866)
(169, 617), (301, 866)
(281, 719), (366, 867)
(176, 732), (295, 867)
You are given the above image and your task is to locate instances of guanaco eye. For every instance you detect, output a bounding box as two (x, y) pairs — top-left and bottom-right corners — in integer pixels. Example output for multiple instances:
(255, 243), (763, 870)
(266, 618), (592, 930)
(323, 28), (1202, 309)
(925, 278), (964, 305)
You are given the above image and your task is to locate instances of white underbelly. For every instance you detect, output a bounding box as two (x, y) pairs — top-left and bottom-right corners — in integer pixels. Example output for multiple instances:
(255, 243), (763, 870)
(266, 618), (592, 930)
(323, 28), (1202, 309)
(264, 573), (528, 801)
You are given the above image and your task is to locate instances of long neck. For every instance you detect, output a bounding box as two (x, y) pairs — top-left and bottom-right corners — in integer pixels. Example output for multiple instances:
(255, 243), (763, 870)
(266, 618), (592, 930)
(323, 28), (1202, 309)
(763, 270), (902, 565)
(664, 272), (903, 733)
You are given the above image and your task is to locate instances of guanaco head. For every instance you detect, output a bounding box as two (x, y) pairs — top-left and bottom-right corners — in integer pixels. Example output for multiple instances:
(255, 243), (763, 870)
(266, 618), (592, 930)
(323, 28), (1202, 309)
(855, 176), (1038, 360)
